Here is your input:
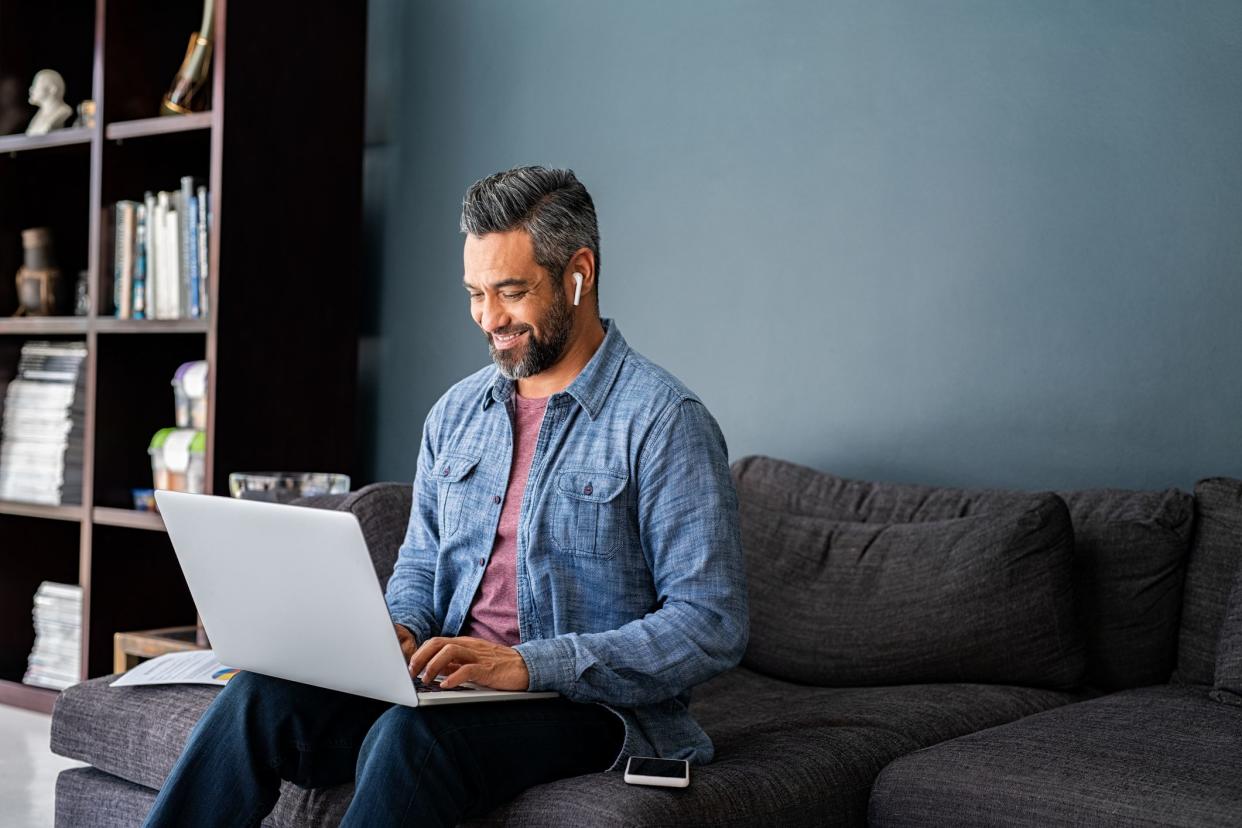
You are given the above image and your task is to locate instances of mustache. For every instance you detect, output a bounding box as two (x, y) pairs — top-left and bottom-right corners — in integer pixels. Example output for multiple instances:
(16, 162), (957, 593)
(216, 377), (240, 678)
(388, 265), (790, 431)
(488, 327), (529, 339)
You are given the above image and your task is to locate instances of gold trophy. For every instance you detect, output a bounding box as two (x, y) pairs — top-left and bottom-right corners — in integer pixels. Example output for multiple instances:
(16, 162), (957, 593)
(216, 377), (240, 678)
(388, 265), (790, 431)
(14, 227), (60, 316)
(160, 0), (215, 116)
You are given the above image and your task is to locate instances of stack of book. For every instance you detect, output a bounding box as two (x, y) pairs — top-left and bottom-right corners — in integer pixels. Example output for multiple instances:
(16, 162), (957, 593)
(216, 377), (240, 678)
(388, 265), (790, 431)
(112, 176), (210, 320)
(0, 340), (87, 505)
(22, 581), (82, 690)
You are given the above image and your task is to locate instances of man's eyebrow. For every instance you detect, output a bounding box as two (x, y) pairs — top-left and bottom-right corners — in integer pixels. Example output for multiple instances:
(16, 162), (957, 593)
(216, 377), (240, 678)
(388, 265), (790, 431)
(462, 277), (532, 291)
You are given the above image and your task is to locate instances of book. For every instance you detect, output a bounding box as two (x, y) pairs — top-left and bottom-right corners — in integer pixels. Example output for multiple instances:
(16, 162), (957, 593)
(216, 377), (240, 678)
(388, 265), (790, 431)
(22, 581), (82, 690)
(0, 341), (87, 506)
(143, 191), (157, 315)
(197, 185), (209, 317)
(180, 176), (198, 318)
(108, 182), (210, 321)
(133, 203), (147, 319)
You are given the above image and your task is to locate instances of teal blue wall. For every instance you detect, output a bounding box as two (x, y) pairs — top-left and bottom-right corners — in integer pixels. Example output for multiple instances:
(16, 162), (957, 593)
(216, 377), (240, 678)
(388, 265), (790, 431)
(360, 1), (1242, 491)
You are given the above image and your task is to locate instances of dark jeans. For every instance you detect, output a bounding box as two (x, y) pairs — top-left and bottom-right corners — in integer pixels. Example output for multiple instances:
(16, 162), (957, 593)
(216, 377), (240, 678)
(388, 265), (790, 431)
(142, 670), (625, 827)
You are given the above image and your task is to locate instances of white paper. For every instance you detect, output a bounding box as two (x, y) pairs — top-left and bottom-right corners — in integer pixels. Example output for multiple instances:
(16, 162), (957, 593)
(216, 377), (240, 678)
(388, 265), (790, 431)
(109, 650), (240, 688)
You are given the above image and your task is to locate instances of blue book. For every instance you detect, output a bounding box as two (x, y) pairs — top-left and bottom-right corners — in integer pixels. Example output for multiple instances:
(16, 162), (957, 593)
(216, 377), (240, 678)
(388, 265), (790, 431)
(187, 194), (200, 319)
(133, 204), (147, 319)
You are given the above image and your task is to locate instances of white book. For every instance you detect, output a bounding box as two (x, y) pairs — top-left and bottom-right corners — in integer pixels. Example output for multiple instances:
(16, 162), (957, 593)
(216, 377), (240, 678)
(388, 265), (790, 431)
(162, 197), (182, 319)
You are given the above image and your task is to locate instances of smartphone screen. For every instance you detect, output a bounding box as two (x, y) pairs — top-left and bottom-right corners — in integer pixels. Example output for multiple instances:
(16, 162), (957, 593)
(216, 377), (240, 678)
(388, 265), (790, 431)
(627, 757), (688, 778)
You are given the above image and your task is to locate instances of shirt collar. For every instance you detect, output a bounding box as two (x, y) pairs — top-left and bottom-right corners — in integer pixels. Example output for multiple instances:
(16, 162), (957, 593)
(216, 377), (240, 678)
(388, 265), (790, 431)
(481, 318), (628, 421)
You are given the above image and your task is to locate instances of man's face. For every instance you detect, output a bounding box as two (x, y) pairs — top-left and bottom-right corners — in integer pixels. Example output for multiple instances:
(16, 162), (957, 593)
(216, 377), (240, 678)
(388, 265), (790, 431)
(463, 230), (574, 381)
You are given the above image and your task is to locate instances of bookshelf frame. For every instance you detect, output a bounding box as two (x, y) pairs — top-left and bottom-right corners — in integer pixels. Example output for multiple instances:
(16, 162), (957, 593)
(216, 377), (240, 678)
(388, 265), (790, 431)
(0, 0), (365, 713)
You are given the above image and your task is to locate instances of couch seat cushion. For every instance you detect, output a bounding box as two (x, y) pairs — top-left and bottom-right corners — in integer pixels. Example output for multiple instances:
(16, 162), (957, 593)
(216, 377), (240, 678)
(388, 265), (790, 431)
(467, 667), (1084, 827)
(869, 685), (1242, 827)
(51, 674), (222, 791)
(53, 667), (1082, 827)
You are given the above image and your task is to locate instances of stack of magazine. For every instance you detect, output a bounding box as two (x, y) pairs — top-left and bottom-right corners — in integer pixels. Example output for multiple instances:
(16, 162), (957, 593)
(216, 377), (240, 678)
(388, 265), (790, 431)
(112, 176), (211, 320)
(23, 581), (82, 690)
(0, 340), (87, 505)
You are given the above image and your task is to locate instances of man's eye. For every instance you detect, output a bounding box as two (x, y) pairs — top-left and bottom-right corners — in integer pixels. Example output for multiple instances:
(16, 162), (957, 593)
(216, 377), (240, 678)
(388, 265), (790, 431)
(502, 292), (526, 300)
(468, 294), (482, 301)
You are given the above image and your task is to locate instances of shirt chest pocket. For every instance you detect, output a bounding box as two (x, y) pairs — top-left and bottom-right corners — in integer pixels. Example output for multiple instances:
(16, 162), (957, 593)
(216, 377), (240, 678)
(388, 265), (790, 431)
(551, 469), (629, 559)
(435, 452), (480, 540)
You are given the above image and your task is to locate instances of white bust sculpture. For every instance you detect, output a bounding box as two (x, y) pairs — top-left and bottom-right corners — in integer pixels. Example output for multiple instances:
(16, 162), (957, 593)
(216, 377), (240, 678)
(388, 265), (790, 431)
(26, 70), (73, 136)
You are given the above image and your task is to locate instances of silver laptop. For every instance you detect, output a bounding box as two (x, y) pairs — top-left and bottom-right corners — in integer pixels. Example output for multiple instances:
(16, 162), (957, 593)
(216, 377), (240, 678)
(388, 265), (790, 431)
(154, 490), (556, 708)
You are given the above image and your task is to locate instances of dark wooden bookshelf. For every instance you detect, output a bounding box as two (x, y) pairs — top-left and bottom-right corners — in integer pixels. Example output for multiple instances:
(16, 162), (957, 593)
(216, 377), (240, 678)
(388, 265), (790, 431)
(0, 0), (365, 712)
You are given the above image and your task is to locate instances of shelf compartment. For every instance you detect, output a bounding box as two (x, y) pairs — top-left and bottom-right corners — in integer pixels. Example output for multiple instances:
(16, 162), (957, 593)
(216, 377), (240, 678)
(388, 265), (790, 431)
(87, 525), (195, 679)
(93, 507), (164, 532)
(103, 1), (213, 124)
(0, 2), (97, 148)
(92, 333), (205, 510)
(0, 514), (81, 692)
(106, 113), (212, 142)
(0, 128), (94, 156)
(0, 147), (92, 318)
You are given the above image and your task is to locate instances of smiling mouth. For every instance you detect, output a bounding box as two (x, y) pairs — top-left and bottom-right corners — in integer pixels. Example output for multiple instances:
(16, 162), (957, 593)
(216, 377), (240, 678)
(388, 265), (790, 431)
(491, 330), (527, 351)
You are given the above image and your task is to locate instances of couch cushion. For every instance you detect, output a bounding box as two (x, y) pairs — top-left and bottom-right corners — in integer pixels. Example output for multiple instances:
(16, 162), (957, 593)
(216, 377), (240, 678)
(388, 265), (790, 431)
(1212, 558), (1242, 706)
(732, 456), (1195, 691)
(55, 764), (354, 828)
(869, 685), (1242, 827)
(1059, 487), (1194, 689)
(51, 674), (221, 791)
(733, 459), (1084, 689)
(466, 666), (1084, 827)
(1177, 477), (1242, 686)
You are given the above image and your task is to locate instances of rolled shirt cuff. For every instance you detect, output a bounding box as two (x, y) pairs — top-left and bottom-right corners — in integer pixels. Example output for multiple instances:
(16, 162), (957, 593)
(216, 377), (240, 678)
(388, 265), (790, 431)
(514, 636), (578, 693)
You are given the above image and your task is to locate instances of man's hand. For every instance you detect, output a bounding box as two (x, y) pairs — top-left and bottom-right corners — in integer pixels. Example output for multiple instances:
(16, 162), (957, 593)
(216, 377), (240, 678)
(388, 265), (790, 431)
(394, 623), (419, 666)
(409, 636), (530, 691)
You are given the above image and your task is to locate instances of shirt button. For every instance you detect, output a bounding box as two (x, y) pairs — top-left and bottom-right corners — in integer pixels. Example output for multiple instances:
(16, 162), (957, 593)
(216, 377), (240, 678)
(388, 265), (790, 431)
(441, 466), (450, 476)
(584, 483), (593, 495)
(477, 558), (486, 567)
(492, 495), (501, 504)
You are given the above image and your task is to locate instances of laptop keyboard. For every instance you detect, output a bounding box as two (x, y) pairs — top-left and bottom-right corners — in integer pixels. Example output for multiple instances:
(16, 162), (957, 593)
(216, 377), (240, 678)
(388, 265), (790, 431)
(413, 676), (475, 693)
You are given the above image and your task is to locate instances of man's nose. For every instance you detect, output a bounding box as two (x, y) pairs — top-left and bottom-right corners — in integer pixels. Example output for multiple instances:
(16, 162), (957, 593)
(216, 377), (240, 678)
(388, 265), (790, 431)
(477, 295), (510, 334)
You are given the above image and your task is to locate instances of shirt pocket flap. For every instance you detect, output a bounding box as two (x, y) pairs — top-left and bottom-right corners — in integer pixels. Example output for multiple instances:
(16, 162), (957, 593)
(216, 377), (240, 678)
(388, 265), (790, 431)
(556, 469), (627, 503)
(434, 452), (480, 483)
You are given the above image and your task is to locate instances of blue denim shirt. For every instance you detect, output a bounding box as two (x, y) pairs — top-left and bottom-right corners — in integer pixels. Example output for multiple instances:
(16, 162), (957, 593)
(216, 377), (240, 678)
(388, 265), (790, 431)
(385, 318), (748, 767)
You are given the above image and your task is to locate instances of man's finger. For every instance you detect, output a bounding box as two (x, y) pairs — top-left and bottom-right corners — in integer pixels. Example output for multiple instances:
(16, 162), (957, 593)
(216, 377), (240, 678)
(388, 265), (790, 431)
(439, 662), (479, 690)
(409, 637), (450, 679)
(421, 642), (464, 683)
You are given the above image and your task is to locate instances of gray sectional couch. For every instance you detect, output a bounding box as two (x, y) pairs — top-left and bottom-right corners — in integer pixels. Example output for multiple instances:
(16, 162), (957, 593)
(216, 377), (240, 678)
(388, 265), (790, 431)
(50, 457), (1242, 825)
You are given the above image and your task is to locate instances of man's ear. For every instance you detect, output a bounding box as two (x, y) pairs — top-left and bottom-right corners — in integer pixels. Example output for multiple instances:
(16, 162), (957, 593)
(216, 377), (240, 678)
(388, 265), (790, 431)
(565, 248), (596, 298)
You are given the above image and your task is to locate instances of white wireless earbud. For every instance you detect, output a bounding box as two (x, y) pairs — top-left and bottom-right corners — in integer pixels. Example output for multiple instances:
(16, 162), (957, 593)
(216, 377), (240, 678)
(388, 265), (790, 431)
(573, 272), (584, 306)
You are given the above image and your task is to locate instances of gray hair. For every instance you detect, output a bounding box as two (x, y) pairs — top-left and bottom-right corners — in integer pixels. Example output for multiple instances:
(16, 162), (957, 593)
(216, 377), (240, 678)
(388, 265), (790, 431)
(460, 166), (601, 304)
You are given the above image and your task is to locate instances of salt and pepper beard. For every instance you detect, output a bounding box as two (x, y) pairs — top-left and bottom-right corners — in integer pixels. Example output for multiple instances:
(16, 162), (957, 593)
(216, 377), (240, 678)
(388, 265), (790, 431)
(485, 274), (576, 381)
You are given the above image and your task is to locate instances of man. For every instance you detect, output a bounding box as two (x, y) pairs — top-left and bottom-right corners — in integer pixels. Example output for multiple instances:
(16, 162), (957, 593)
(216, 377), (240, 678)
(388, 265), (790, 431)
(144, 166), (748, 827)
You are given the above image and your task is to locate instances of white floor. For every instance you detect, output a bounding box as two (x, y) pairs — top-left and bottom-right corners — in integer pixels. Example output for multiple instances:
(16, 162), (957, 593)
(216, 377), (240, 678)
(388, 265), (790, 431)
(0, 704), (86, 827)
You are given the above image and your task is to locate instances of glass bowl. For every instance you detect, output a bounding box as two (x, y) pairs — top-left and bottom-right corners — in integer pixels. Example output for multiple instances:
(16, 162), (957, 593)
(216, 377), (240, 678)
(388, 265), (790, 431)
(227, 472), (351, 503)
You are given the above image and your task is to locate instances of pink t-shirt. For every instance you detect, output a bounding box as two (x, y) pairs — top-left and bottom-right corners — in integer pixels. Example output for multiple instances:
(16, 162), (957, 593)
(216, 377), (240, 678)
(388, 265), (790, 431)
(459, 391), (548, 646)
